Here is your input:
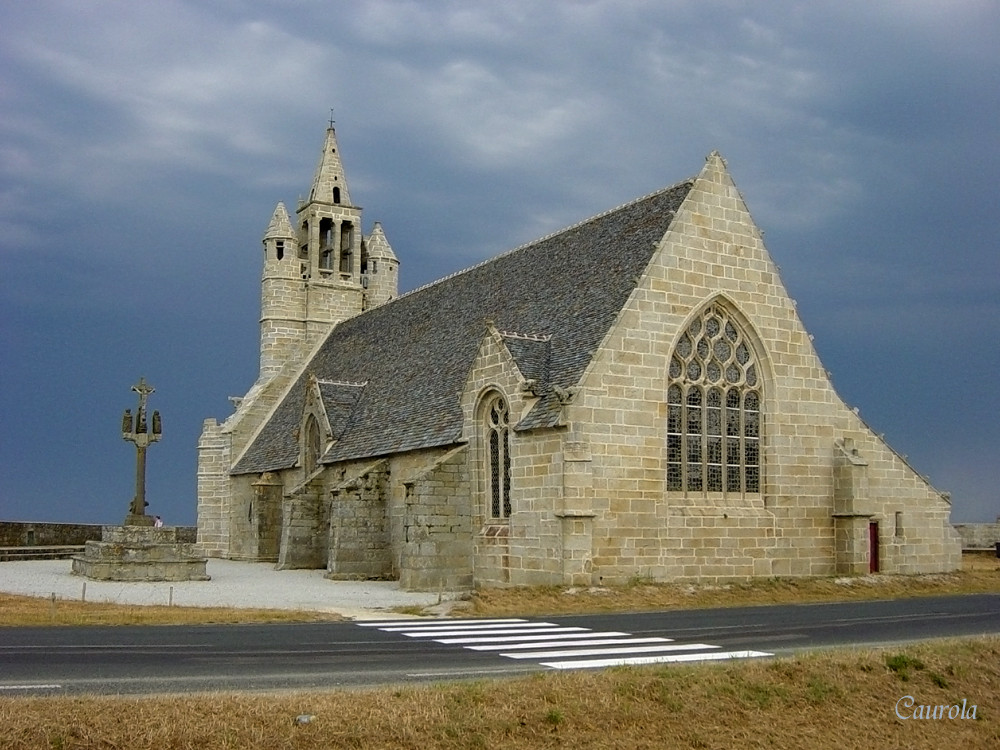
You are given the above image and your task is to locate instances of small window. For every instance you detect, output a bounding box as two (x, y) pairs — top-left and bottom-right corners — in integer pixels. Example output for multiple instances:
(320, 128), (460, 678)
(894, 511), (904, 538)
(275, 240), (284, 261)
(333, 187), (341, 204)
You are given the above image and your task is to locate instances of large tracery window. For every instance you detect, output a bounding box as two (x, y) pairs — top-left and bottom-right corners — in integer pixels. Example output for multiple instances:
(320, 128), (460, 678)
(484, 393), (512, 519)
(667, 304), (761, 494)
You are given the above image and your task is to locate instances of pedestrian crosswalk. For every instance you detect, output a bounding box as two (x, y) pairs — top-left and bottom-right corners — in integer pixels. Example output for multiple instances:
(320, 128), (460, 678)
(357, 617), (771, 670)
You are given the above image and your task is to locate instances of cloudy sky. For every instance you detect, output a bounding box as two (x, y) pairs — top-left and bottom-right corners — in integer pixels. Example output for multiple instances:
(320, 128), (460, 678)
(2, 0), (997, 527)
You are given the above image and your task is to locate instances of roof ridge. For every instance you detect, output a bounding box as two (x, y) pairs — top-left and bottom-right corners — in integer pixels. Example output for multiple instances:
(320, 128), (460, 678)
(392, 177), (696, 304)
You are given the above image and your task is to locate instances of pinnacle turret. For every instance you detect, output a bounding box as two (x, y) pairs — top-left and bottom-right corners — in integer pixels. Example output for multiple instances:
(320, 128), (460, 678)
(363, 222), (399, 307)
(264, 202), (294, 240)
(365, 222), (397, 262)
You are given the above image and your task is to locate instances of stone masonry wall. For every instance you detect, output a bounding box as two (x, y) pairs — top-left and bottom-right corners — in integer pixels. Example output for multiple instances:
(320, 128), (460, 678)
(197, 337), (317, 559)
(395, 447), (474, 591)
(277, 479), (327, 569)
(259, 275), (306, 380)
(954, 519), (1000, 550)
(327, 461), (393, 580)
(304, 277), (365, 337)
(0, 522), (197, 547)
(560, 153), (960, 584)
(196, 418), (231, 556)
(0, 522), (105, 547)
(225, 473), (278, 561)
(458, 328), (566, 587)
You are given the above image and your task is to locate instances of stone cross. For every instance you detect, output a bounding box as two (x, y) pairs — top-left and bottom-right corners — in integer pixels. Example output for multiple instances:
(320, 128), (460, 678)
(121, 377), (162, 523)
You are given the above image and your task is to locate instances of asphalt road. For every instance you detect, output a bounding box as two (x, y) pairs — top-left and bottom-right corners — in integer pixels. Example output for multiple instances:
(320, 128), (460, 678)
(2, 593), (998, 696)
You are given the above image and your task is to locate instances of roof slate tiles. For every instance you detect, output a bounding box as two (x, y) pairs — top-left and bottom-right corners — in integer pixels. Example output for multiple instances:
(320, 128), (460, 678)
(231, 179), (694, 475)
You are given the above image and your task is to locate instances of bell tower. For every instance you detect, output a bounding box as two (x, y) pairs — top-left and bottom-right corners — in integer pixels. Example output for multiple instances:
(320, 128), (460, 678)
(294, 123), (365, 339)
(256, 123), (368, 382)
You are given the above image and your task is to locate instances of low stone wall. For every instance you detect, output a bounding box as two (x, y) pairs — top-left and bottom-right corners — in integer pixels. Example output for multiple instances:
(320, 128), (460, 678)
(0, 521), (196, 547)
(954, 519), (1000, 550)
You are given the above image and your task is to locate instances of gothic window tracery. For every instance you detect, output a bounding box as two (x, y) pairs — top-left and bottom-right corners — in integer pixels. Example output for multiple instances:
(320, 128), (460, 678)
(667, 304), (761, 494)
(483, 393), (512, 519)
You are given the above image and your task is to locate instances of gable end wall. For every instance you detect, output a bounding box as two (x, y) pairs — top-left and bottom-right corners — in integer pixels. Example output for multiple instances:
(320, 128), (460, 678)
(562, 154), (959, 583)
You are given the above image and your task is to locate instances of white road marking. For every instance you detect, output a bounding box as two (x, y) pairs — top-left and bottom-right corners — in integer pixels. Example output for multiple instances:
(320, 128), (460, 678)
(379, 621), (558, 632)
(435, 631), (631, 645)
(0, 684), (63, 692)
(541, 650), (773, 669)
(400, 626), (588, 638)
(355, 618), (527, 627)
(358, 618), (773, 671)
(501, 643), (719, 659)
(466, 637), (671, 651)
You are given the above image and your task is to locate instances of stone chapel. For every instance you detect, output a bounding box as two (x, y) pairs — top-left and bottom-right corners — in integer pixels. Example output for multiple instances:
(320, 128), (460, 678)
(196, 123), (962, 589)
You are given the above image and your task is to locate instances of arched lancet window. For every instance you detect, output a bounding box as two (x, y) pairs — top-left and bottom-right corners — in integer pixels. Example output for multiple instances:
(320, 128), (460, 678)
(304, 414), (322, 475)
(319, 218), (334, 270)
(339, 223), (353, 274)
(483, 393), (511, 519)
(667, 303), (761, 494)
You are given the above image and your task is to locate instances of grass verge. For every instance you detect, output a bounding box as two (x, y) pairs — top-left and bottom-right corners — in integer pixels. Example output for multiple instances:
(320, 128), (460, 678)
(1, 637), (997, 749)
(467, 554), (1000, 618)
(0, 594), (342, 627)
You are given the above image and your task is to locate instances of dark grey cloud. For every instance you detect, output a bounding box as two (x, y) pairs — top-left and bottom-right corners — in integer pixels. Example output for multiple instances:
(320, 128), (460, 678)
(1, 0), (997, 525)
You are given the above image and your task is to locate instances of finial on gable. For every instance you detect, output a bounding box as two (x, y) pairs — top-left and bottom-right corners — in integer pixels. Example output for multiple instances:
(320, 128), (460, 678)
(705, 150), (727, 167)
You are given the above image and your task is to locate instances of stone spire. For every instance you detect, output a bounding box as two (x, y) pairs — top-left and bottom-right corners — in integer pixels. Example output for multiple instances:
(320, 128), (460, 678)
(264, 202), (294, 241)
(365, 222), (397, 262)
(307, 126), (353, 207)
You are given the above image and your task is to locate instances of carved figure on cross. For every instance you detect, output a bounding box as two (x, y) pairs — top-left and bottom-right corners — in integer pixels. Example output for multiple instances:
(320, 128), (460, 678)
(122, 377), (162, 520)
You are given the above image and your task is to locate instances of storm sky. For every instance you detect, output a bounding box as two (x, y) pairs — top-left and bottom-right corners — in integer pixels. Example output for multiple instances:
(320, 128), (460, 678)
(2, 1), (997, 526)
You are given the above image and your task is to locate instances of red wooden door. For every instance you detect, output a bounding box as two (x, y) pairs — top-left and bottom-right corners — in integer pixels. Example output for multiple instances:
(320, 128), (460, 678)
(869, 521), (880, 573)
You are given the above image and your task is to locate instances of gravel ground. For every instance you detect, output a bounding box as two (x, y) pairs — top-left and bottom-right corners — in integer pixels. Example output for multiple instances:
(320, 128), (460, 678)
(0, 559), (457, 620)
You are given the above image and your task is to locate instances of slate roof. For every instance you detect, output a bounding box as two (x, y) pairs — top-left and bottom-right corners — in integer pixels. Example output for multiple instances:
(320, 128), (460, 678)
(500, 333), (551, 387)
(231, 178), (694, 475)
(316, 380), (365, 439)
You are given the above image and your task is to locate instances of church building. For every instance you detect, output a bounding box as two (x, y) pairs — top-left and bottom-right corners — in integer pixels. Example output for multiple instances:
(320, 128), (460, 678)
(196, 124), (962, 589)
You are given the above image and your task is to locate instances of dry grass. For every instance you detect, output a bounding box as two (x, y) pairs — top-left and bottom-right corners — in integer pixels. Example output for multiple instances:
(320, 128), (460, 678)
(0, 594), (342, 627)
(468, 554), (1000, 618)
(1, 637), (998, 749)
(962, 551), (1000, 573)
